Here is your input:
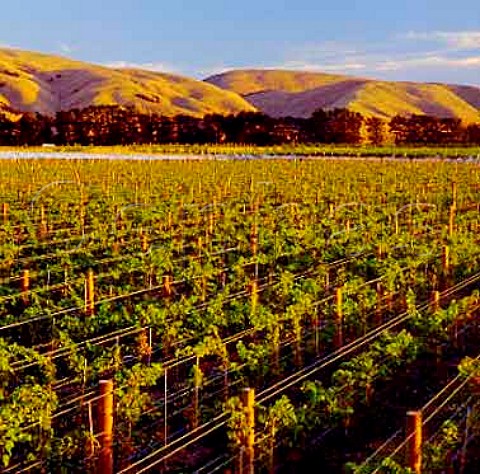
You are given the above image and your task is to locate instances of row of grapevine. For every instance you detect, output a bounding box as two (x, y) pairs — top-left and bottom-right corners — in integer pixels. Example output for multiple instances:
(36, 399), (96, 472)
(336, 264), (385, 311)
(1, 157), (480, 472)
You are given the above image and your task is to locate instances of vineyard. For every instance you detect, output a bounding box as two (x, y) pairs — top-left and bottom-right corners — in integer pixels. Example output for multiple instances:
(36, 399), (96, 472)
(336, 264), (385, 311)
(1, 156), (480, 473)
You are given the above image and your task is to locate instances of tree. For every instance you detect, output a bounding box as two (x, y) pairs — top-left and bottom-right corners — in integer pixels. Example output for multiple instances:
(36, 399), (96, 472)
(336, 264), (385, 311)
(306, 108), (365, 144)
(465, 123), (480, 145)
(306, 108), (329, 142)
(389, 114), (467, 145)
(324, 108), (364, 144)
(365, 117), (386, 145)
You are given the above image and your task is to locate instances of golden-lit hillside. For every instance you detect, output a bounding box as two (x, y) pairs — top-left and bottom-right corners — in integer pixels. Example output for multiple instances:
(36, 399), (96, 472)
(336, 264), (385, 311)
(0, 48), (256, 116)
(205, 69), (480, 122)
(1, 49), (479, 122)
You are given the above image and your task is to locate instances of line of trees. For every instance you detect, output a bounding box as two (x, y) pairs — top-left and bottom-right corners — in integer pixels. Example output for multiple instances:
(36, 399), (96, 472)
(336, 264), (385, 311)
(0, 105), (479, 146)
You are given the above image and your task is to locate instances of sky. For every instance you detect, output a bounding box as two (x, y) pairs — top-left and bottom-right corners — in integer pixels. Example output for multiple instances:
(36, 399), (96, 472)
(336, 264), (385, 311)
(1, 0), (479, 85)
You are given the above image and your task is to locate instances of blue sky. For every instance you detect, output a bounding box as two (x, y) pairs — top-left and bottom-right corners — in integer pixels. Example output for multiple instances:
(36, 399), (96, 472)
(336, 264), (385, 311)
(1, 0), (479, 85)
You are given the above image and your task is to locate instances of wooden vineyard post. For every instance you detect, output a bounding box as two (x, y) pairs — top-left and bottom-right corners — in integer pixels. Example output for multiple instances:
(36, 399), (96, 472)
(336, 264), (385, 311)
(201, 275), (207, 303)
(208, 212), (215, 237)
(115, 205), (123, 232)
(197, 236), (203, 261)
(98, 379), (114, 474)
(431, 290), (440, 313)
(329, 203), (334, 218)
(441, 245), (450, 290)
(452, 181), (457, 208)
(272, 325), (281, 377)
(241, 388), (255, 474)
(431, 290), (443, 367)
(38, 205), (48, 239)
(334, 287), (343, 348)
(80, 188), (86, 233)
(2, 202), (8, 223)
(21, 269), (30, 305)
(442, 245), (450, 273)
(140, 232), (149, 253)
(85, 269), (95, 316)
(192, 356), (201, 430)
(375, 282), (383, 326)
(448, 205), (455, 237)
(163, 275), (173, 299)
(406, 411), (422, 474)
(164, 368), (168, 447)
(325, 267), (330, 290)
(250, 279), (258, 315)
(250, 222), (258, 256)
(250, 222), (258, 314)
(376, 244), (383, 261)
(314, 307), (320, 356)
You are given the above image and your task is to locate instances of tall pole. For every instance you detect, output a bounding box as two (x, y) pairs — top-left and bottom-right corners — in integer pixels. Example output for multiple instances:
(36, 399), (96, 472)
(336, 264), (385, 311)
(21, 269), (30, 305)
(335, 287), (343, 348)
(406, 411), (422, 474)
(85, 269), (95, 316)
(241, 388), (255, 474)
(164, 368), (168, 446)
(98, 380), (114, 474)
(2, 202), (8, 223)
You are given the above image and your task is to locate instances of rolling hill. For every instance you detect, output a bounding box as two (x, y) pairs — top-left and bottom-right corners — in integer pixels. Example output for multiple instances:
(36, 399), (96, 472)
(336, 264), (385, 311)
(205, 69), (480, 122)
(1, 47), (479, 123)
(0, 48), (255, 117)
